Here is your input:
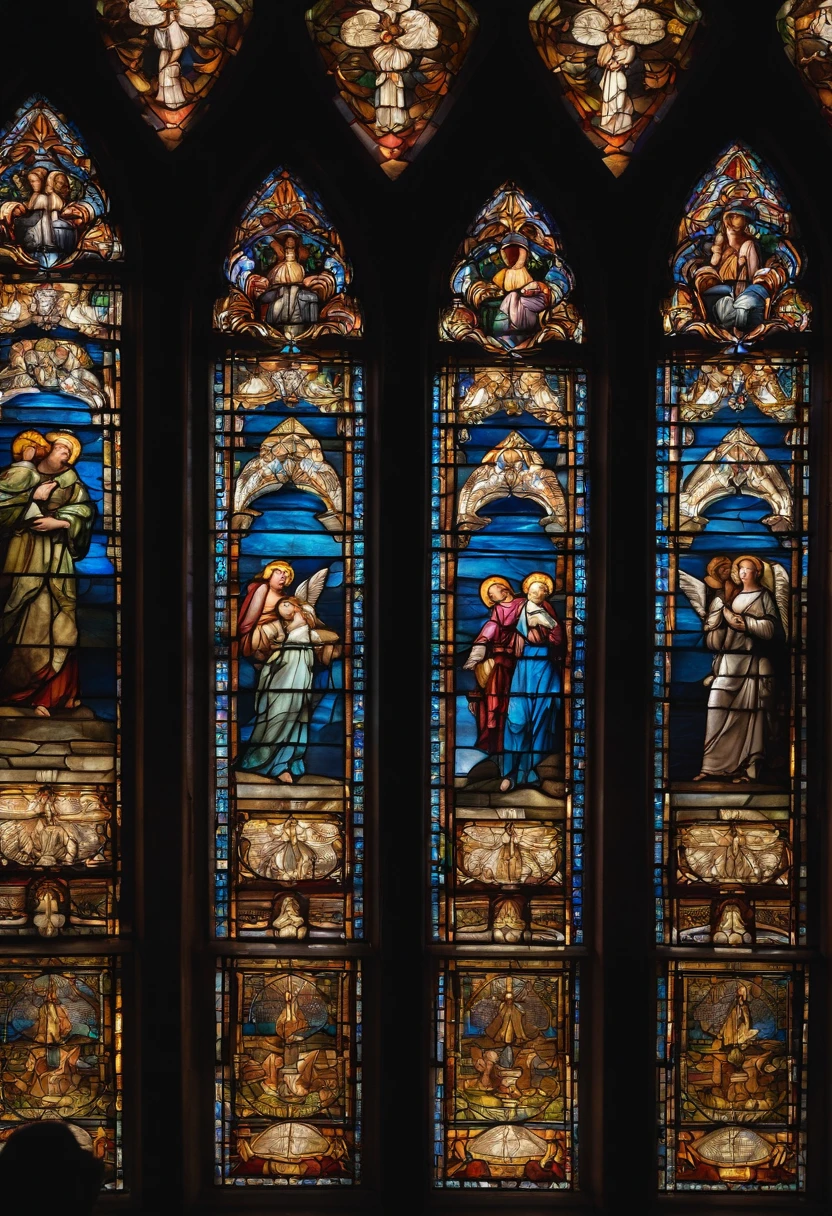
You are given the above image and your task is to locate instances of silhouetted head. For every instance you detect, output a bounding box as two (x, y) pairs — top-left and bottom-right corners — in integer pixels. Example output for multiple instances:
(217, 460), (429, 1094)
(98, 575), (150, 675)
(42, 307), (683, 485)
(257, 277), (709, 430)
(0, 1122), (104, 1215)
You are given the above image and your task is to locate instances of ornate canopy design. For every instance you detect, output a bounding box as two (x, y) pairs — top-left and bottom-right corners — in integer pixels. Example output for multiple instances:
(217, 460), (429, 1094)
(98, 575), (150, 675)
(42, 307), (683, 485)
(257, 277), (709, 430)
(0, 97), (121, 271)
(440, 181), (583, 353)
(663, 143), (810, 349)
(214, 167), (362, 346)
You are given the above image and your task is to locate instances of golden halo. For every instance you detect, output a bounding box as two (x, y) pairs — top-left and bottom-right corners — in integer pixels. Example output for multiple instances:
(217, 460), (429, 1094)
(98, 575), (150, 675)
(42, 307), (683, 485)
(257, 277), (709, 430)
(479, 576), (514, 607)
(259, 559), (294, 585)
(12, 430), (49, 460)
(45, 431), (81, 466)
(730, 554), (764, 585)
(522, 571), (554, 597)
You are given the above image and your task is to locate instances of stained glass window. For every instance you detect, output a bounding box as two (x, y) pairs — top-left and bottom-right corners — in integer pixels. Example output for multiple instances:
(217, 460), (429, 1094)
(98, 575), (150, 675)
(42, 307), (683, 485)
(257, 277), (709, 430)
(0, 92), (125, 1184)
(432, 182), (586, 1191)
(655, 145), (810, 1192)
(777, 2), (832, 125)
(97, 0), (254, 149)
(306, 0), (478, 179)
(434, 961), (577, 1188)
(529, 0), (704, 176)
(212, 167), (365, 1186)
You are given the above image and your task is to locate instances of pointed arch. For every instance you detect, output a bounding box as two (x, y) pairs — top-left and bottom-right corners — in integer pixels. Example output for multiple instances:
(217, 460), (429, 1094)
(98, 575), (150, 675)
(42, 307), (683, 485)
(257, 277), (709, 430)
(663, 142), (810, 348)
(654, 147), (811, 1191)
(211, 166), (366, 1184)
(306, 0), (479, 179)
(98, 0), (254, 149)
(678, 425), (794, 543)
(0, 95), (120, 271)
(432, 178), (587, 1187)
(0, 97), (126, 1187)
(440, 181), (583, 352)
(214, 166), (362, 346)
(456, 431), (569, 542)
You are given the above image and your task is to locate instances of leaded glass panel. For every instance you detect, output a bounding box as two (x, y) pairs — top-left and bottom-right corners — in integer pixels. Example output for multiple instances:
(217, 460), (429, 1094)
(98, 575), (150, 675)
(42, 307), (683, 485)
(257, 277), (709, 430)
(215, 957), (361, 1185)
(433, 960), (578, 1189)
(658, 961), (807, 1191)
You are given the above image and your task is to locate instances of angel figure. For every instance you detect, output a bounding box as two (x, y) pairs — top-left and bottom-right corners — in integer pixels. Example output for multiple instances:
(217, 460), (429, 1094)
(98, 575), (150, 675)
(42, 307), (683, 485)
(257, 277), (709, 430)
(128, 1), (218, 110)
(679, 555), (788, 782)
(571, 2), (667, 137)
(239, 563), (339, 783)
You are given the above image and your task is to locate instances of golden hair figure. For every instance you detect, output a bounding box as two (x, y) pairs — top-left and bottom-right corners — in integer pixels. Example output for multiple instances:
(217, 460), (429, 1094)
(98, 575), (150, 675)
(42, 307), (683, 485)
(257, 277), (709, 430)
(522, 571), (555, 597)
(479, 576), (514, 607)
(730, 554), (765, 584)
(258, 559), (295, 585)
(11, 430), (49, 461)
(44, 431), (82, 465)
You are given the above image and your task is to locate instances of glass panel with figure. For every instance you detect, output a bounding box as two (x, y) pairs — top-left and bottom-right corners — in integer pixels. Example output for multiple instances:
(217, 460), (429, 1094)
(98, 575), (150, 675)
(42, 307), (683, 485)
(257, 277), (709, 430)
(529, 0), (704, 177)
(433, 960), (578, 1189)
(306, 0), (478, 179)
(0, 957), (123, 1187)
(212, 353), (364, 942)
(97, 0), (254, 149)
(777, 2), (832, 125)
(440, 182), (583, 353)
(662, 143), (810, 351)
(215, 957), (361, 1185)
(431, 365), (587, 946)
(658, 961), (807, 1191)
(0, 99), (123, 941)
(654, 355), (808, 951)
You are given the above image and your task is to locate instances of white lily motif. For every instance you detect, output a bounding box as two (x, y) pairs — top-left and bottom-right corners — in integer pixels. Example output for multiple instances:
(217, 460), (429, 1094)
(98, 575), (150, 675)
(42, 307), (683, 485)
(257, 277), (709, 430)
(571, 0), (666, 136)
(129, 0), (217, 109)
(340, 0), (440, 133)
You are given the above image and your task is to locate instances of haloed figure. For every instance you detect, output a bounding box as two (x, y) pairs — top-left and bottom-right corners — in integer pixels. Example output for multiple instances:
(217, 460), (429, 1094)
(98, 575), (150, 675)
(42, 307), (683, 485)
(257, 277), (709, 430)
(465, 572), (563, 791)
(695, 556), (783, 783)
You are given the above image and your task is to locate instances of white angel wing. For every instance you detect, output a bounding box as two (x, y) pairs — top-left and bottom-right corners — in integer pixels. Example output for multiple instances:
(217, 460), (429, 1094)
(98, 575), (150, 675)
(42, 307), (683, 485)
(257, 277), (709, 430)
(770, 562), (791, 637)
(295, 567), (329, 610)
(678, 570), (708, 620)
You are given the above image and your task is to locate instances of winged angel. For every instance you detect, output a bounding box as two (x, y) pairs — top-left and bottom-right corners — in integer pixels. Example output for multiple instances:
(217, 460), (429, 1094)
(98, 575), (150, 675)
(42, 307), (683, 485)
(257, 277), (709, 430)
(679, 555), (789, 782)
(571, 1), (667, 137)
(239, 565), (340, 784)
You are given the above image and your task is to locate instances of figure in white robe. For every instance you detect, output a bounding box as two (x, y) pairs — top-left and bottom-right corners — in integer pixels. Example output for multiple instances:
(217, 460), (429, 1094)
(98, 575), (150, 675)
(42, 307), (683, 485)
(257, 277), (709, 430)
(681, 555), (789, 782)
(128, 0), (217, 110)
(571, 2), (667, 137)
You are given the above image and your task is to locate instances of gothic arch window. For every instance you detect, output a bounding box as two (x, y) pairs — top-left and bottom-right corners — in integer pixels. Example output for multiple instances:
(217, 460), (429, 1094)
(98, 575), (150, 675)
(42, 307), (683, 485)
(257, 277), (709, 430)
(430, 180), (587, 1189)
(211, 165), (367, 1186)
(0, 96), (125, 1185)
(655, 142), (811, 1191)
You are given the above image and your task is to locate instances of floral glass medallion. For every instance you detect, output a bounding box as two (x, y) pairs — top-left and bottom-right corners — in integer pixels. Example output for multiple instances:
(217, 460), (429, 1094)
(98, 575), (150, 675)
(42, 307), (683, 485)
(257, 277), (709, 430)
(306, 0), (478, 178)
(529, 0), (703, 176)
(97, 0), (254, 149)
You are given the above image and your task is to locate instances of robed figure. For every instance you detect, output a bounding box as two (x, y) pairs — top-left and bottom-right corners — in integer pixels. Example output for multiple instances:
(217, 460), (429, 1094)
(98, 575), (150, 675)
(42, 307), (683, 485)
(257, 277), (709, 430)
(0, 431), (94, 716)
(465, 573), (564, 790)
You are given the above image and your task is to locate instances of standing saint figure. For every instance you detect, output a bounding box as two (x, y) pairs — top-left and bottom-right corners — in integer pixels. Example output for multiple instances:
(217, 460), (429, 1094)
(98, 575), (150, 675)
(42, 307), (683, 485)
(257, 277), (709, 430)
(571, 2), (667, 137)
(465, 572), (563, 791)
(681, 555), (788, 782)
(238, 563), (339, 783)
(0, 432), (94, 717)
(128, 0), (218, 109)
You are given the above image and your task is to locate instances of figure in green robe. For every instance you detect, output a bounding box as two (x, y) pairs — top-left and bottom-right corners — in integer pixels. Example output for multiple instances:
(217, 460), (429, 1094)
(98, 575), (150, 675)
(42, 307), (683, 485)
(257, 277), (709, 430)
(0, 430), (94, 716)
